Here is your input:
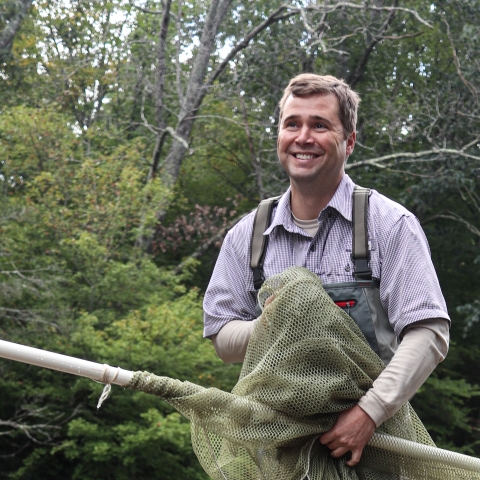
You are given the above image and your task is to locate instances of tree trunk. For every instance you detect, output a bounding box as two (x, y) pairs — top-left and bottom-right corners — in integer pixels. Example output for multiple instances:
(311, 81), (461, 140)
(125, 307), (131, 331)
(148, 0), (172, 183)
(159, 0), (233, 192)
(0, 0), (33, 61)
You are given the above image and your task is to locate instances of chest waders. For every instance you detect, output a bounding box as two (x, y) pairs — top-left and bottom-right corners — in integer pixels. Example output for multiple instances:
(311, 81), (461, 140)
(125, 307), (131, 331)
(250, 186), (398, 365)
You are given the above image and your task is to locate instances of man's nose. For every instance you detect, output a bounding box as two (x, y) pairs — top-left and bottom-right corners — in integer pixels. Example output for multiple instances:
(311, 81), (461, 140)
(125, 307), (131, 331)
(295, 126), (314, 145)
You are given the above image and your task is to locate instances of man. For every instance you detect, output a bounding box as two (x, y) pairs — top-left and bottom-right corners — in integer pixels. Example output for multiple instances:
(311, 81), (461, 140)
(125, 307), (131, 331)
(203, 74), (450, 466)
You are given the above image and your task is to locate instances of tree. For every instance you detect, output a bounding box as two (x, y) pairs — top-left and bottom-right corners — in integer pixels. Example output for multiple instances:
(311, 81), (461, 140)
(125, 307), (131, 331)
(0, 0), (32, 62)
(1, 1), (480, 477)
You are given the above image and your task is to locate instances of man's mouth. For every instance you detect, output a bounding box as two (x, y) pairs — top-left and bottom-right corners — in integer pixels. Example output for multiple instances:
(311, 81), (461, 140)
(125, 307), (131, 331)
(293, 153), (318, 160)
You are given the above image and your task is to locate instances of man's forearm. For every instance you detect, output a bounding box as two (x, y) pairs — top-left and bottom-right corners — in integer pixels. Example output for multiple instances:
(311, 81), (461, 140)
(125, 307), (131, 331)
(358, 318), (449, 426)
(211, 319), (258, 363)
(321, 317), (449, 466)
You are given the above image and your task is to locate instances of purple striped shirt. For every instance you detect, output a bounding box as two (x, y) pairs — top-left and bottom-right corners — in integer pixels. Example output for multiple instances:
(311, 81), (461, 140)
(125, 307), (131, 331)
(203, 174), (449, 338)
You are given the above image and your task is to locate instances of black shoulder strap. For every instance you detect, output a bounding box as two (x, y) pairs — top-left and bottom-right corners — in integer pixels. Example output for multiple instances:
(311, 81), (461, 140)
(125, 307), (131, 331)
(352, 186), (372, 281)
(250, 196), (281, 290)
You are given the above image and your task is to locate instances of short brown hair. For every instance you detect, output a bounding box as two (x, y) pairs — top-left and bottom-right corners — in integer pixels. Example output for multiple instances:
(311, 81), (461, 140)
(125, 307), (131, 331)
(278, 74), (361, 138)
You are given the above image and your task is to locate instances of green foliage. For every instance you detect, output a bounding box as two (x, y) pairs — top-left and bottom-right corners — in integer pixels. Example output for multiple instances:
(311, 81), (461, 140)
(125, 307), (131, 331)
(412, 368), (480, 453)
(1, 0), (480, 477)
(0, 267), (239, 478)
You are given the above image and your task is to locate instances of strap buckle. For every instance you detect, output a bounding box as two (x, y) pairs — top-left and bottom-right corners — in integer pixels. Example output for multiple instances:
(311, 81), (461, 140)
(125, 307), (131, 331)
(253, 268), (265, 291)
(352, 257), (372, 281)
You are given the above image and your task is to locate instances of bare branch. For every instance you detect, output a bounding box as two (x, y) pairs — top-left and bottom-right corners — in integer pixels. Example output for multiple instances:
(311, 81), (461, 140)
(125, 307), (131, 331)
(459, 186), (480, 213)
(165, 126), (189, 149)
(0, 308), (61, 328)
(346, 148), (480, 171)
(423, 212), (480, 238)
(175, 0), (185, 100)
(129, 0), (178, 19)
(146, 0), (172, 184)
(140, 101), (158, 135)
(299, 8), (315, 35)
(207, 6), (299, 87)
(0, 402), (82, 453)
(0, 418), (61, 444)
(321, 29), (363, 45)
(377, 32), (424, 40)
(240, 94), (264, 199)
(302, 3), (433, 29)
(461, 137), (480, 152)
(0, 264), (53, 278)
(347, 0), (398, 87)
(457, 111), (480, 121)
(192, 114), (266, 128)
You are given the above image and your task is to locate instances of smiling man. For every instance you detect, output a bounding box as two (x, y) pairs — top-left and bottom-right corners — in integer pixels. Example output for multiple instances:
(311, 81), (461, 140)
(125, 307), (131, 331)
(203, 74), (450, 467)
(277, 88), (356, 219)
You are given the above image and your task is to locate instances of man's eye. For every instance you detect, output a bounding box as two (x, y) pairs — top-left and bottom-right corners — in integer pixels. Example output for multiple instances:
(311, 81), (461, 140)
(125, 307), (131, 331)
(287, 122), (297, 128)
(316, 123), (326, 129)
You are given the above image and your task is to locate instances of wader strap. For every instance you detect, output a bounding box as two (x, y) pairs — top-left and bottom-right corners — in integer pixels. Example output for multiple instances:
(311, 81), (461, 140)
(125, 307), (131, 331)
(352, 186), (372, 281)
(250, 186), (372, 288)
(250, 196), (281, 290)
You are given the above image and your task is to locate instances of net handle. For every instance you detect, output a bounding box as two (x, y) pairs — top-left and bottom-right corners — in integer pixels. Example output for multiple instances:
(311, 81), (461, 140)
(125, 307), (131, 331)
(2, 338), (480, 473)
(369, 433), (480, 472)
(0, 339), (133, 386)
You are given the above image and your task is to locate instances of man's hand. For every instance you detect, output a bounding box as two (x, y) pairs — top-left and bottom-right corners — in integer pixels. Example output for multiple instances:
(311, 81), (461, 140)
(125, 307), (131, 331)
(264, 295), (275, 308)
(319, 405), (375, 467)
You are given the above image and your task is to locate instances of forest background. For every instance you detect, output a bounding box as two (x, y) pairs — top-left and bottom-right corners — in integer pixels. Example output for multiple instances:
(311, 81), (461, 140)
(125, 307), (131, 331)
(0, 0), (479, 478)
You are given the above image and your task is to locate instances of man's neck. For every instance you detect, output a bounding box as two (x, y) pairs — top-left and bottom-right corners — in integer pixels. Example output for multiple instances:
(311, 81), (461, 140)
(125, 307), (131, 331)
(290, 175), (343, 220)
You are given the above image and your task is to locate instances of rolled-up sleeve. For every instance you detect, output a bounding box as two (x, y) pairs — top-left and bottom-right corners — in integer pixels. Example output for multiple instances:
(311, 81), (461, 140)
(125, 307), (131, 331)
(203, 213), (258, 338)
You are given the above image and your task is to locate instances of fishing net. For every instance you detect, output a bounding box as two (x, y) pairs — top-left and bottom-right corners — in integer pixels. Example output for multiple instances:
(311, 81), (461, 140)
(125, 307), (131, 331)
(127, 266), (480, 479)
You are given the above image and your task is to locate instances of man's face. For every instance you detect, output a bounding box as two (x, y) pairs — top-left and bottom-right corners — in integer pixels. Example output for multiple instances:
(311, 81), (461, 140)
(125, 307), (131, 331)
(277, 93), (355, 189)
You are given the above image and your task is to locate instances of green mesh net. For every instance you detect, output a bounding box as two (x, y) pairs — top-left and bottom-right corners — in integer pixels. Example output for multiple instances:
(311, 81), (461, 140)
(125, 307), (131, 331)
(127, 266), (480, 479)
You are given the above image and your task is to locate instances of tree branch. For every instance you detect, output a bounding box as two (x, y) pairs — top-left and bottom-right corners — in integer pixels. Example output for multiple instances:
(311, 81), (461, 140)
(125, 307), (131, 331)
(147, 0), (172, 182)
(346, 148), (480, 171)
(129, 0), (178, 19)
(303, 3), (433, 29)
(207, 6), (299, 87)
(377, 32), (424, 40)
(240, 94), (264, 199)
(347, 0), (399, 87)
(423, 212), (480, 238)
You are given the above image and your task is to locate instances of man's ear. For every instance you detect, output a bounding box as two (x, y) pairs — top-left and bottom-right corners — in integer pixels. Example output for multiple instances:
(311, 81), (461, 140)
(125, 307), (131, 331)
(346, 131), (356, 156)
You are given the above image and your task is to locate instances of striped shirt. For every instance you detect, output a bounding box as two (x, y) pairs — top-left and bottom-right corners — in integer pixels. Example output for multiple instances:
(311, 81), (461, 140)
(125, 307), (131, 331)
(203, 174), (450, 338)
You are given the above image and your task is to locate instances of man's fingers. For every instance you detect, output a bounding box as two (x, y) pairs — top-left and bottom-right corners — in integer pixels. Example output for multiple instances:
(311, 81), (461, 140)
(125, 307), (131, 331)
(319, 406), (375, 467)
(327, 446), (362, 466)
(346, 448), (362, 466)
(329, 446), (349, 458)
(264, 295), (275, 307)
(319, 431), (333, 445)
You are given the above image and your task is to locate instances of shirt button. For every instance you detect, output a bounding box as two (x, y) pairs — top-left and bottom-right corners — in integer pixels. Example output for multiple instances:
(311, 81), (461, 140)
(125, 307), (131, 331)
(309, 244), (316, 252)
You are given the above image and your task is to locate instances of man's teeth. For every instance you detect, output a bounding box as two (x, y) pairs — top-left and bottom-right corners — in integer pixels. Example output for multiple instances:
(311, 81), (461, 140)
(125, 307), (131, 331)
(295, 154), (316, 159)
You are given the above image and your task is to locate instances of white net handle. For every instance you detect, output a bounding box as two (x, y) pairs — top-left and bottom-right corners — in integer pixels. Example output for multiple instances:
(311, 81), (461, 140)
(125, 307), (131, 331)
(370, 433), (480, 472)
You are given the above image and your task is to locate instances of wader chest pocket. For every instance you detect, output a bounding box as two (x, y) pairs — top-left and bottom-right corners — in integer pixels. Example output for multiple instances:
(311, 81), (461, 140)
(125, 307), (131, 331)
(334, 299), (357, 314)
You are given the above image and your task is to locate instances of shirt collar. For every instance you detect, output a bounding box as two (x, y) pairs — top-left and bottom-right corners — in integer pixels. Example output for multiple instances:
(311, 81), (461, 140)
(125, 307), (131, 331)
(328, 173), (355, 222)
(264, 174), (356, 235)
(265, 187), (297, 234)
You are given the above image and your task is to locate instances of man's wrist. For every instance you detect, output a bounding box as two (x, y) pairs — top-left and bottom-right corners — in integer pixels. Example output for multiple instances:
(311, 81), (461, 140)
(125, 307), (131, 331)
(357, 392), (388, 427)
